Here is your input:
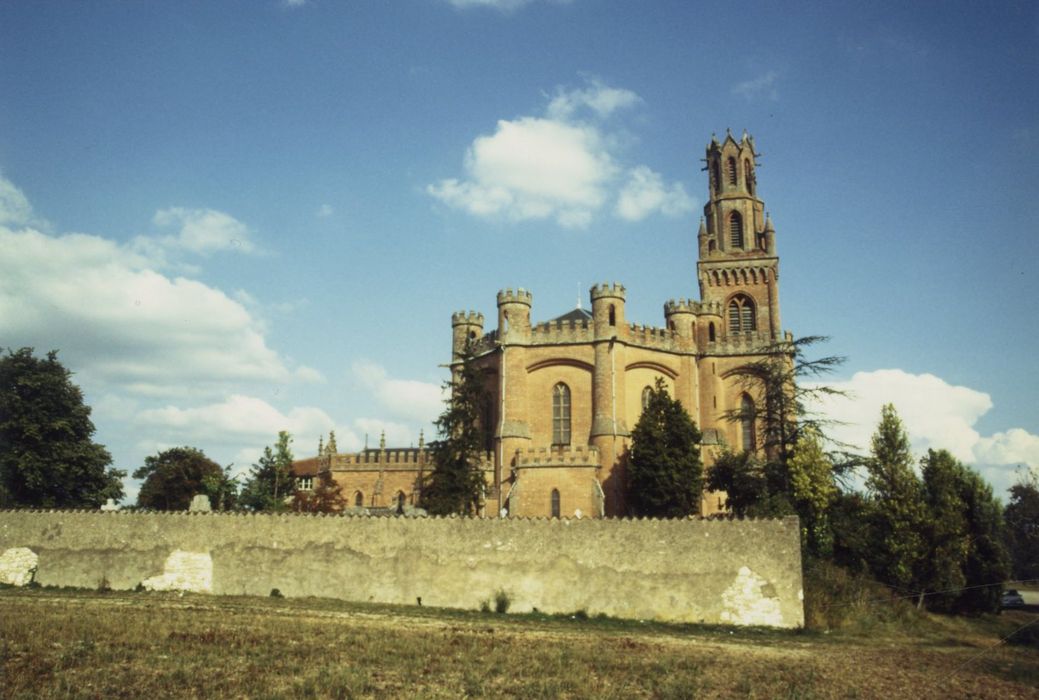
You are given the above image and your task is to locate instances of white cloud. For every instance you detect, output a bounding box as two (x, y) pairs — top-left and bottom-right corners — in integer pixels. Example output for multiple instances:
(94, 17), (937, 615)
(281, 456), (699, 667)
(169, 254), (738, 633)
(316, 204), (334, 218)
(354, 418), (420, 449)
(283, 0), (307, 7)
(136, 394), (335, 442)
(810, 368), (1039, 495)
(0, 226), (305, 396)
(445, 0), (568, 11)
(545, 79), (641, 121)
(429, 117), (616, 228)
(615, 166), (696, 221)
(150, 207), (256, 255)
(0, 173), (35, 228)
(731, 70), (779, 101)
(429, 79), (691, 230)
(352, 360), (446, 425)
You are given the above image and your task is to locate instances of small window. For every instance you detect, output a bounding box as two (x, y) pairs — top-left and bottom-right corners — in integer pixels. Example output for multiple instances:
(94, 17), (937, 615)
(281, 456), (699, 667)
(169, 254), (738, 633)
(740, 394), (756, 452)
(727, 157), (738, 186)
(298, 476), (313, 491)
(552, 383), (571, 446)
(609, 304), (616, 326)
(729, 212), (744, 248)
(708, 322), (716, 342)
(354, 491), (364, 507)
(641, 385), (653, 411)
(551, 488), (561, 518)
(744, 159), (754, 195)
(712, 161), (721, 192)
(396, 491), (406, 513)
(468, 331), (476, 340)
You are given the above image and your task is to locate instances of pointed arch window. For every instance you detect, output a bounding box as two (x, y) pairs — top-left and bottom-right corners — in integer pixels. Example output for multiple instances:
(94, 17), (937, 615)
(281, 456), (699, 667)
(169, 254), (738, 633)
(729, 212), (744, 248)
(641, 385), (653, 411)
(727, 295), (756, 333)
(744, 159), (755, 195)
(727, 157), (738, 186)
(552, 383), (571, 446)
(712, 161), (721, 193)
(551, 488), (561, 518)
(396, 490), (406, 513)
(354, 491), (364, 507)
(708, 322), (716, 342)
(740, 394), (756, 452)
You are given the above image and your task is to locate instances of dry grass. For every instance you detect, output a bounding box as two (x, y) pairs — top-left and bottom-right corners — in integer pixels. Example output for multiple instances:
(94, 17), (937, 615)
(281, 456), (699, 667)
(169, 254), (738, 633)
(1, 588), (1037, 699)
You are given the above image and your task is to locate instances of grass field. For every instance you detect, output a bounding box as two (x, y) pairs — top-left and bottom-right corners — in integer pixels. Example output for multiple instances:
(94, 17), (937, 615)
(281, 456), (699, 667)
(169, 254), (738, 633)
(1, 587), (1037, 699)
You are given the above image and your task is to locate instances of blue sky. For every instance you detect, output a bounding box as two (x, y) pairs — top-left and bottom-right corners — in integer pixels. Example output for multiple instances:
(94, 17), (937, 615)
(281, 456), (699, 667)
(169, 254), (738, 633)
(1, 0), (1036, 500)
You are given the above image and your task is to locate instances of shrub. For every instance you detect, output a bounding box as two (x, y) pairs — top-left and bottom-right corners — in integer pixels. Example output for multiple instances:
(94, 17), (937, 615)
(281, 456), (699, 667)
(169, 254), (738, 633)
(494, 590), (511, 614)
(270, 588), (283, 598)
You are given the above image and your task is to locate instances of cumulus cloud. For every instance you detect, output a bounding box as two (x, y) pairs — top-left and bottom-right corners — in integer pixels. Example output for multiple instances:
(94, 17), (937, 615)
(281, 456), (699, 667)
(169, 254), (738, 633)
(810, 368), (1039, 494)
(0, 174), (35, 228)
(136, 395), (335, 443)
(429, 78), (691, 228)
(0, 226), (313, 397)
(615, 166), (696, 221)
(150, 207), (256, 255)
(445, 0), (570, 11)
(352, 360), (446, 425)
(731, 70), (779, 101)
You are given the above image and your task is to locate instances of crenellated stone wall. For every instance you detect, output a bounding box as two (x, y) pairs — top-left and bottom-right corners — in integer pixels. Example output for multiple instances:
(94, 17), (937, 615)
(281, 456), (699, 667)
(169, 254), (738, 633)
(0, 510), (804, 627)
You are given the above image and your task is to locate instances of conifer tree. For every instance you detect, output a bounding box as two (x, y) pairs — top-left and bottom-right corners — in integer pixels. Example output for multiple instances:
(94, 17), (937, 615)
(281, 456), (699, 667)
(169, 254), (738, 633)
(241, 431), (295, 512)
(0, 347), (124, 507)
(864, 404), (927, 597)
(421, 346), (487, 516)
(628, 378), (703, 518)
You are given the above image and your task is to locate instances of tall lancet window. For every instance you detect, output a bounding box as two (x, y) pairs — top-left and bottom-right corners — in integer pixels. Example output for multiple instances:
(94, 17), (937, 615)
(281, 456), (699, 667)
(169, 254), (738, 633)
(727, 156), (738, 186)
(727, 295), (756, 333)
(729, 211), (744, 248)
(552, 383), (571, 446)
(740, 394), (756, 452)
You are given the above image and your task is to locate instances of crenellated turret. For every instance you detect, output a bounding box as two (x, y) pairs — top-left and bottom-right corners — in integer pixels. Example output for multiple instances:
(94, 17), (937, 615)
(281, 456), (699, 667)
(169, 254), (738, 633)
(664, 298), (697, 349)
(496, 288), (532, 342)
(451, 310), (485, 359)
(590, 282), (626, 340)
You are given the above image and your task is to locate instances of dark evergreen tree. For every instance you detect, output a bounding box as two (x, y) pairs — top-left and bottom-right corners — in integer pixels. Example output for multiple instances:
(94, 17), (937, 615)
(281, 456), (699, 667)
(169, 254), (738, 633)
(133, 446), (224, 511)
(421, 346), (488, 516)
(240, 431), (295, 512)
(628, 378), (703, 518)
(0, 347), (124, 507)
(706, 449), (793, 517)
(863, 404), (928, 597)
(1005, 468), (1039, 582)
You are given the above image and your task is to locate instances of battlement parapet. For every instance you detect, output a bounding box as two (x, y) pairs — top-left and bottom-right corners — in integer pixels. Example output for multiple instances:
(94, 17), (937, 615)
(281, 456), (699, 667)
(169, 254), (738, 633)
(496, 288), (533, 306)
(703, 331), (776, 356)
(530, 318), (594, 344)
(516, 445), (600, 468)
(590, 282), (626, 301)
(451, 310), (484, 326)
(322, 449), (494, 471)
(627, 322), (679, 350)
(664, 298), (697, 314)
(468, 331), (498, 355)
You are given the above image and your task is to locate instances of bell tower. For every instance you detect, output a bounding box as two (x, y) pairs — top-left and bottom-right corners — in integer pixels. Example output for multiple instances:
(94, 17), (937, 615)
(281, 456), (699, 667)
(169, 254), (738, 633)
(697, 130), (781, 342)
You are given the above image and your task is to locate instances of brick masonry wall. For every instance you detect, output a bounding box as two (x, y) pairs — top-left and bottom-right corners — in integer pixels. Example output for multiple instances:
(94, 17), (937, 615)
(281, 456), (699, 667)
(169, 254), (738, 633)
(0, 510), (804, 627)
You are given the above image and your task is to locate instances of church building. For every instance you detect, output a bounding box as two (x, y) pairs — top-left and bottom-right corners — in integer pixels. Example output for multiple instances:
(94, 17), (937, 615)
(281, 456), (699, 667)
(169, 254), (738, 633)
(295, 130), (790, 518)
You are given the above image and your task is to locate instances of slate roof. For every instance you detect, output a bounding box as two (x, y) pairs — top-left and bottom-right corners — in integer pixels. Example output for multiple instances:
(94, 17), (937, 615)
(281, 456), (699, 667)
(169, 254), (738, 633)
(547, 307), (593, 324)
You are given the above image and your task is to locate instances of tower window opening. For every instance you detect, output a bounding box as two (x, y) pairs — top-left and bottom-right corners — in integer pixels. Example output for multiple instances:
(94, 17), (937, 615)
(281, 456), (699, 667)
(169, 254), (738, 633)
(744, 159), (755, 195)
(712, 161), (721, 193)
(727, 295), (756, 333)
(396, 491), (406, 513)
(729, 212), (744, 248)
(708, 322), (716, 342)
(609, 304), (616, 326)
(727, 157), (738, 186)
(641, 385), (653, 411)
(740, 394), (756, 452)
(551, 488), (561, 518)
(354, 491), (364, 507)
(552, 382), (571, 446)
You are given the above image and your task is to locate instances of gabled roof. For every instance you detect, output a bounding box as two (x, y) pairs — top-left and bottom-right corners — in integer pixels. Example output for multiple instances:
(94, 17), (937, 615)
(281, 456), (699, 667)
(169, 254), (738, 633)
(547, 307), (593, 324)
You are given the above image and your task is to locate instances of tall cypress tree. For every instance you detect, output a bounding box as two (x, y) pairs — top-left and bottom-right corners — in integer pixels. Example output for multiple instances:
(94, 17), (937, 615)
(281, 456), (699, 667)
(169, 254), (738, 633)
(628, 378), (703, 518)
(421, 346), (488, 516)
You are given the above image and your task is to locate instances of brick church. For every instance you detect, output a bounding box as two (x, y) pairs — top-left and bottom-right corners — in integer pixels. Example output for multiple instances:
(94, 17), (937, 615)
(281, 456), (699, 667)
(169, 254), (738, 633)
(294, 130), (790, 518)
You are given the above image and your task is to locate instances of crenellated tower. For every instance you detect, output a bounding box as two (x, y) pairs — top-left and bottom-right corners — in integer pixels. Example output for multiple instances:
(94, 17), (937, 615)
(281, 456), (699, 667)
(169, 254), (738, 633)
(698, 130), (781, 342)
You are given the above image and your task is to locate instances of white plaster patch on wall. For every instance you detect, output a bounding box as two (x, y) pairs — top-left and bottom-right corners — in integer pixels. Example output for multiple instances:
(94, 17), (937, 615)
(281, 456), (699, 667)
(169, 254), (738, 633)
(0, 547), (38, 586)
(719, 566), (784, 627)
(141, 550), (213, 593)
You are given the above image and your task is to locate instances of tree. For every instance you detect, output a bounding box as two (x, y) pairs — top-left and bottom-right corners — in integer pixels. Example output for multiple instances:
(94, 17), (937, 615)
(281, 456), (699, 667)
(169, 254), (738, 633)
(201, 463), (240, 512)
(863, 404), (928, 597)
(787, 427), (838, 556)
(421, 345), (488, 516)
(1005, 467), (1039, 581)
(240, 431), (295, 512)
(292, 472), (347, 513)
(628, 378), (703, 518)
(0, 347), (124, 508)
(133, 447), (224, 511)
(706, 449), (793, 518)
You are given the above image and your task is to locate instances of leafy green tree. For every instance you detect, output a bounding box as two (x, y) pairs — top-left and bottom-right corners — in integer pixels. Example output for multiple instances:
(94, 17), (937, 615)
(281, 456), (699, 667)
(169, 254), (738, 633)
(133, 447), (224, 511)
(628, 378), (703, 518)
(788, 427), (838, 556)
(953, 459), (1010, 613)
(0, 347), (124, 507)
(864, 404), (928, 597)
(292, 471), (347, 513)
(240, 431), (295, 512)
(201, 464), (240, 511)
(706, 449), (793, 517)
(421, 346), (488, 516)
(1005, 467), (1039, 581)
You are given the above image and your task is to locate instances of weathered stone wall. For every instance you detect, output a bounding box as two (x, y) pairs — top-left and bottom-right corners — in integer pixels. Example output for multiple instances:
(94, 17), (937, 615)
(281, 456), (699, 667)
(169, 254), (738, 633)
(0, 510), (804, 627)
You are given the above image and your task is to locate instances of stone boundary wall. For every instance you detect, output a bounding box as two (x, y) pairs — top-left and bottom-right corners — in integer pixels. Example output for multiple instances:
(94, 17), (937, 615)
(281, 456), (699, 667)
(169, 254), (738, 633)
(0, 510), (804, 627)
